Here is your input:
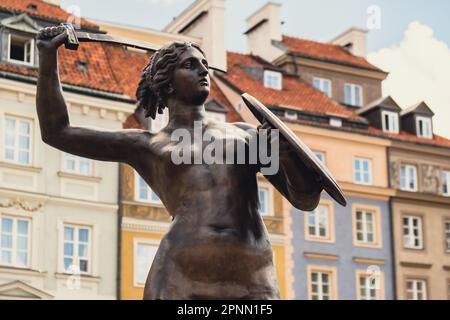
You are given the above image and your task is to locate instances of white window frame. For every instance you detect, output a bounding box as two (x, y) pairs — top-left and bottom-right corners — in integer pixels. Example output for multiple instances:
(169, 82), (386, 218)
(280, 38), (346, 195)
(445, 220), (450, 253)
(258, 184), (274, 217)
(133, 238), (159, 287)
(381, 111), (399, 134)
(307, 265), (337, 300)
(406, 279), (427, 300)
(3, 115), (33, 166)
(344, 83), (363, 107)
(306, 204), (331, 240)
(284, 110), (298, 120)
(329, 118), (342, 127)
(403, 216), (423, 250)
(416, 116), (432, 139)
(0, 215), (31, 269)
(313, 77), (332, 97)
(356, 270), (384, 300)
(62, 224), (92, 275)
(354, 210), (377, 246)
(354, 157), (373, 185)
(134, 172), (163, 205)
(442, 171), (450, 196)
(264, 70), (282, 90)
(400, 164), (418, 192)
(63, 153), (93, 176)
(7, 33), (35, 66)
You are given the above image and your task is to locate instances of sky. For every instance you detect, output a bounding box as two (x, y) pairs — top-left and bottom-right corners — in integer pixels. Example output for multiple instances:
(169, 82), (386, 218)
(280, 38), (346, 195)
(60, 0), (450, 138)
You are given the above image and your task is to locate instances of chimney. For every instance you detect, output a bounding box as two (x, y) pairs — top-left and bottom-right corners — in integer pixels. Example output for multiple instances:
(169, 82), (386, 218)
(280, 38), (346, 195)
(164, 0), (227, 72)
(330, 28), (368, 57)
(245, 2), (284, 62)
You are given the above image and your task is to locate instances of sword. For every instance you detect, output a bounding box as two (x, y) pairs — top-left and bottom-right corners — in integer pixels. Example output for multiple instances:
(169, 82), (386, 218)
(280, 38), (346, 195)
(61, 23), (226, 73)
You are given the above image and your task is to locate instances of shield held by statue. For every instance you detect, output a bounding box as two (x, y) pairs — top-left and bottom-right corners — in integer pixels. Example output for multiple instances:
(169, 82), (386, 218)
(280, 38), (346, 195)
(241, 93), (347, 207)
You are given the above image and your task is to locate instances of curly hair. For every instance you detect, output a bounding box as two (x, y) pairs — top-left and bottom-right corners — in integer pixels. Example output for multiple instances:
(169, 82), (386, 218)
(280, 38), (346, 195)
(136, 41), (206, 119)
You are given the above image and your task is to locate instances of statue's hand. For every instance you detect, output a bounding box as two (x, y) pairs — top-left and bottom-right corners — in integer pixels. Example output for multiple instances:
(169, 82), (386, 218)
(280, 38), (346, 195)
(36, 26), (68, 52)
(258, 119), (291, 153)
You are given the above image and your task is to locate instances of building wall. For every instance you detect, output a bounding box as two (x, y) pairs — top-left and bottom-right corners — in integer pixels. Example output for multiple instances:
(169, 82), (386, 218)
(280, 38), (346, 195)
(291, 195), (394, 300)
(0, 78), (133, 299)
(392, 199), (450, 300)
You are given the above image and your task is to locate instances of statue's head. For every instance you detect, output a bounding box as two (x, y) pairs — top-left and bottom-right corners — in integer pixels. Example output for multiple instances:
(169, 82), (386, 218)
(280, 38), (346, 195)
(136, 41), (210, 119)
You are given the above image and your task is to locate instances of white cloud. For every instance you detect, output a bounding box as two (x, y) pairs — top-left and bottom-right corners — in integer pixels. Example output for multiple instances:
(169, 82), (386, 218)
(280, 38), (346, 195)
(368, 21), (450, 139)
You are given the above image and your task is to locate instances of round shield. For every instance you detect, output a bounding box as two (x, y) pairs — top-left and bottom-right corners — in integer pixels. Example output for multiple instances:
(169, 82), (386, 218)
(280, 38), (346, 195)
(242, 93), (347, 207)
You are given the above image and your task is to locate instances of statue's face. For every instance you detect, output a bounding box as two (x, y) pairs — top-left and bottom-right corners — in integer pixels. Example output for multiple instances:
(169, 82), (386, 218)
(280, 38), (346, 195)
(170, 47), (210, 105)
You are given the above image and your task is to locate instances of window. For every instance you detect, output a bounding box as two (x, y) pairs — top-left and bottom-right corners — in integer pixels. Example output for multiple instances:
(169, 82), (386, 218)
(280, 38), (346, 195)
(329, 118), (342, 127)
(406, 279), (427, 300)
(357, 272), (382, 300)
(0, 216), (30, 268)
(148, 108), (169, 133)
(313, 151), (326, 164)
(400, 165), (418, 192)
(63, 153), (92, 176)
(442, 171), (450, 196)
(354, 158), (372, 185)
(136, 174), (162, 205)
(134, 241), (158, 287)
(3, 116), (32, 165)
(416, 116), (432, 139)
(381, 111), (399, 134)
(264, 70), (282, 90)
(445, 221), (450, 253)
(258, 186), (273, 216)
(306, 205), (330, 240)
(63, 225), (91, 274)
(344, 83), (363, 107)
(285, 110), (298, 120)
(354, 209), (379, 246)
(308, 267), (336, 300)
(8, 34), (34, 66)
(403, 216), (423, 250)
(313, 78), (332, 97)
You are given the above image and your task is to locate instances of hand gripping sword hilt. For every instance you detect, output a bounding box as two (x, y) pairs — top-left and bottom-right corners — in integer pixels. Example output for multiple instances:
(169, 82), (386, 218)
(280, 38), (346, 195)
(61, 23), (79, 51)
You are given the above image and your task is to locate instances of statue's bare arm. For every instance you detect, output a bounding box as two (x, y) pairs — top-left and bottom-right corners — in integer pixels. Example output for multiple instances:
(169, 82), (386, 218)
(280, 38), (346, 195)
(234, 121), (322, 211)
(36, 26), (151, 167)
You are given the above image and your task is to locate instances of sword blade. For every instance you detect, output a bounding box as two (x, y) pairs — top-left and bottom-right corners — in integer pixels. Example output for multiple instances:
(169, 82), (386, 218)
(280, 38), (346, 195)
(74, 31), (226, 73)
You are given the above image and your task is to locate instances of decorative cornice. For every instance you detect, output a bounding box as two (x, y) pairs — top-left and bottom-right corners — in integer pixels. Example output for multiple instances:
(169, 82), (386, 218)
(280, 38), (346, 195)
(400, 261), (433, 269)
(0, 198), (43, 212)
(304, 252), (339, 261)
(57, 172), (102, 183)
(353, 257), (385, 265)
(0, 161), (42, 173)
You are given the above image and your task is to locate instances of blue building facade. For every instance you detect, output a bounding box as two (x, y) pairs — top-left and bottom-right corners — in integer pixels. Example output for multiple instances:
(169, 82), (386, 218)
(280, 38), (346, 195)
(291, 195), (394, 300)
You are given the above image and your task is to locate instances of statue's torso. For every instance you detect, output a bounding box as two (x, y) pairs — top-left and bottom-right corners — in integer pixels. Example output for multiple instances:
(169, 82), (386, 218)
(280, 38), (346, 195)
(135, 121), (280, 299)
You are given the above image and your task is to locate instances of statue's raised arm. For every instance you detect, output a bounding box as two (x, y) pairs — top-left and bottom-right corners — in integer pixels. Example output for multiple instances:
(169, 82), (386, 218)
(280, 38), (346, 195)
(36, 26), (151, 166)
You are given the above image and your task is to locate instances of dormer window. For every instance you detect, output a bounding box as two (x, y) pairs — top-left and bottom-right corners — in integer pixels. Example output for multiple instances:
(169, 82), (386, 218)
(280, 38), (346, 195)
(7, 33), (34, 66)
(344, 83), (362, 107)
(329, 118), (342, 127)
(285, 110), (297, 120)
(382, 111), (399, 134)
(264, 70), (282, 90)
(313, 78), (332, 97)
(416, 116), (432, 139)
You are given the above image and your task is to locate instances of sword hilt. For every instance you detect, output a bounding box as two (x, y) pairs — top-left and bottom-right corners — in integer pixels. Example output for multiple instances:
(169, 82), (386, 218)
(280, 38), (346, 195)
(61, 23), (79, 51)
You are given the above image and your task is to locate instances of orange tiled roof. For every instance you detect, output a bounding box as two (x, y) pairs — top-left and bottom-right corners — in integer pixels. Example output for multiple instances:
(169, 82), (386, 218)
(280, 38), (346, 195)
(0, 0), (98, 29)
(221, 51), (363, 122)
(281, 35), (382, 72)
